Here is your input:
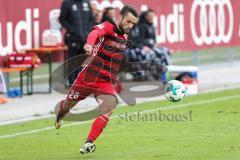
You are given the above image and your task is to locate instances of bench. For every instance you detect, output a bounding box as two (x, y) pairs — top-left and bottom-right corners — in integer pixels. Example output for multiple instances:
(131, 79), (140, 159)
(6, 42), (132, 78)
(0, 67), (33, 95)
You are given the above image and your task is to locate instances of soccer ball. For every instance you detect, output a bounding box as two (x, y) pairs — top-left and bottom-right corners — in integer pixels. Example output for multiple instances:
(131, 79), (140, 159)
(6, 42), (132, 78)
(164, 80), (186, 102)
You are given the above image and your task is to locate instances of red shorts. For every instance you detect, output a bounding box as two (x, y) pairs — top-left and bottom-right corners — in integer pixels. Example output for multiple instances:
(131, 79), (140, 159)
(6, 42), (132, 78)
(66, 75), (116, 101)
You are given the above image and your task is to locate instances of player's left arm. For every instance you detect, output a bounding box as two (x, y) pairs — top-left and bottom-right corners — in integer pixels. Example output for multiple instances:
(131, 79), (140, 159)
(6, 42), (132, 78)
(84, 23), (112, 55)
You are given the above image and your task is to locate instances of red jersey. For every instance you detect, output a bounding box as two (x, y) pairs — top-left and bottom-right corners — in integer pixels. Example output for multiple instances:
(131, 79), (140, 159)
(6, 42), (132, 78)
(80, 22), (128, 83)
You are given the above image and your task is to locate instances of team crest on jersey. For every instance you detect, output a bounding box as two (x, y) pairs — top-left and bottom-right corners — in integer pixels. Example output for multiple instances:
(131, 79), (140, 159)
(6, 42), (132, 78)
(104, 41), (126, 52)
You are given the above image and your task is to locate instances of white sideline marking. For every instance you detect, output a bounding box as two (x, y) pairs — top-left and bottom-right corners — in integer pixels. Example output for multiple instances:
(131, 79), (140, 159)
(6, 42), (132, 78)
(0, 115), (54, 126)
(0, 94), (240, 139)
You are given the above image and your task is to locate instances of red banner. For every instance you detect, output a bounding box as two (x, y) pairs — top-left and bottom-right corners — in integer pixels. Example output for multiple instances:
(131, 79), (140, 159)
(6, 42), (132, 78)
(0, 0), (240, 55)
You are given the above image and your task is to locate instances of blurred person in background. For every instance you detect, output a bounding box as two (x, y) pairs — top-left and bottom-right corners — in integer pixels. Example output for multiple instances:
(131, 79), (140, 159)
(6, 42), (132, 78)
(138, 9), (156, 51)
(101, 7), (116, 24)
(138, 9), (171, 66)
(127, 9), (171, 80)
(90, 0), (98, 19)
(90, 1), (103, 24)
(59, 0), (95, 86)
(95, 10), (103, 24)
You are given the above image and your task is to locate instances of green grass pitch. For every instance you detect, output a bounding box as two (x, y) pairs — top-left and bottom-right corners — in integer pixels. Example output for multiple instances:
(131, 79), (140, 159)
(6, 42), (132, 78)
(0, 89), (240, 160)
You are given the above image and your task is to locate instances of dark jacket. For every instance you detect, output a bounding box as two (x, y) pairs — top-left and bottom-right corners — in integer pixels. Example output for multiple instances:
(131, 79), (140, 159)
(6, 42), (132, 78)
(128, 25), (143, 48)
(138, 22), (156, 48)
(129, 12), (156, 49)
(137, 11), (156, 48)
(59, 0), (94, 43)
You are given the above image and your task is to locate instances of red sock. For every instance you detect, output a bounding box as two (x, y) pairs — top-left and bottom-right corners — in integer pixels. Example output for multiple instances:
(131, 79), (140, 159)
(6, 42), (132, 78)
(87, 115), (109, 142)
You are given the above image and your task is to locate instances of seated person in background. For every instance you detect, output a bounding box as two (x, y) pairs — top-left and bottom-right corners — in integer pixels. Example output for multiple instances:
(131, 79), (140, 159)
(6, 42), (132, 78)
(126, 9), (171, 81)
(101, 7), (116, 24)
(138, 9), (156, 51)
(138, 9), (171, 65)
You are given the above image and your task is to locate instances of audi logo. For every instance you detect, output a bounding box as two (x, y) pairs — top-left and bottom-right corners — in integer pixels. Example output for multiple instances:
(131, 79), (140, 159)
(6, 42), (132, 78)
(190, 0), (234, 46)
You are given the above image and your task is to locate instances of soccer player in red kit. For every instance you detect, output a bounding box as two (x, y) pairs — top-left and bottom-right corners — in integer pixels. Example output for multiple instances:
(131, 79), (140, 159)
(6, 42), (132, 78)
(55, 5), (138, 154)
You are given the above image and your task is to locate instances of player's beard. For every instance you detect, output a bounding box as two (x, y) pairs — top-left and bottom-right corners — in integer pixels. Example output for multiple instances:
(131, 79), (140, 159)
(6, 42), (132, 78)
(118, 21), (125, 34)
(119, 19), (130, 34)
(120, 24), (131, 34)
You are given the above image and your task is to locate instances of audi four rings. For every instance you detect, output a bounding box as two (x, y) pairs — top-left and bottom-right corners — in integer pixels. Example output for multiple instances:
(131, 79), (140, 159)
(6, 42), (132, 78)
(190, 0), (234, 45)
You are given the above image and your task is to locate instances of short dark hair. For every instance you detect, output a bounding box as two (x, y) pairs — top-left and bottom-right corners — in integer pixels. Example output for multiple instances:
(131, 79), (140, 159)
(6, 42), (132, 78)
(120, 5), (138, 18)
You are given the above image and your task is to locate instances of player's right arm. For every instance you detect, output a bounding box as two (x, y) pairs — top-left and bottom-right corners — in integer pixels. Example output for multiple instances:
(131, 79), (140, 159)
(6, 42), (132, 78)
(84, 22), (112, 55)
